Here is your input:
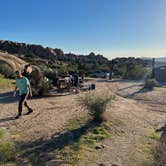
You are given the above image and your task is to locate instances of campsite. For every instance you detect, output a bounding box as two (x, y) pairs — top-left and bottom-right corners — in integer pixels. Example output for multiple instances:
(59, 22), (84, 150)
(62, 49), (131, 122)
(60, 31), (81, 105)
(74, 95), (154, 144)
(0, 1), (166, 165)
(0, 50), (166, 165)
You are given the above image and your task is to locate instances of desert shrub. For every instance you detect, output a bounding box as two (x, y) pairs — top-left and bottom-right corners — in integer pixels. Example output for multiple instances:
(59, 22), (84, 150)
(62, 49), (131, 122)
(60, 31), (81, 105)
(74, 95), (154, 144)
(123, 64), (149, 80)
(0, 62), (15, 78)
(58, 66), (68, 76)
(0, 74), (15, 92)
(78, 93), (115, 122)
(0, 128), (16, 163)
(44, 69), (58, 85)
(144, 78), (158, 89)
(38, 78), (52, 96)
(25, 53), (38, 58)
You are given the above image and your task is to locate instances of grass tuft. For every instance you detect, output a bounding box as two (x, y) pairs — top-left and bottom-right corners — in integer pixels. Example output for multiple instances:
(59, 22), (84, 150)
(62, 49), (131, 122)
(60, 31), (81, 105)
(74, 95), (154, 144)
(0, 128), (16, 164)
(60, 118), (112, 165)
(148, 130), (160, 141)
(0, 74), (15, 92)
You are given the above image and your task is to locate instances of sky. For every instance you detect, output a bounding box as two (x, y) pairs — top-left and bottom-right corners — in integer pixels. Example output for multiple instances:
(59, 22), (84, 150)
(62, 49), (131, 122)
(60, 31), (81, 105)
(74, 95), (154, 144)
(0, 0), (166, 59)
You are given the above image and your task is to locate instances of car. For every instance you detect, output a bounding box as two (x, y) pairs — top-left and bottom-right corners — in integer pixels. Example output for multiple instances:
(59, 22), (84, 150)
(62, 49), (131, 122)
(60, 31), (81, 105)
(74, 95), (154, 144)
(90, 70), (107, 78)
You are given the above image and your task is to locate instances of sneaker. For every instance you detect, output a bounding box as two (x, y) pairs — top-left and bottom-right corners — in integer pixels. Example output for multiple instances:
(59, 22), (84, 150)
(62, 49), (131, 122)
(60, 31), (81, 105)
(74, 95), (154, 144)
(15, 114), (21, 119)
(26, 108), (33, 115)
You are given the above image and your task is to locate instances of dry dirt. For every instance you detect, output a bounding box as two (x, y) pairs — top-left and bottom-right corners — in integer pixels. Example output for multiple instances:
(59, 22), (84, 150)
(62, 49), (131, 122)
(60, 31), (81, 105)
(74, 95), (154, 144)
(0, 79), (166, 166)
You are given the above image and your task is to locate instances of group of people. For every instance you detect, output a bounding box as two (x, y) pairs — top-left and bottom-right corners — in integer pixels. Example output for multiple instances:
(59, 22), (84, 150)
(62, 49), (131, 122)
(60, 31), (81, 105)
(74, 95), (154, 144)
(57, 73), (84, 94)
(66, 73), (84, 93)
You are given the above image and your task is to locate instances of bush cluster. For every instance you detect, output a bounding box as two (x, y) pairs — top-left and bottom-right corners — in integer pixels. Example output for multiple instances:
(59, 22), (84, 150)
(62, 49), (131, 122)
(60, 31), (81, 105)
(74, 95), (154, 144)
(78, 93), (115, 122)
(144, 78), (158, 89)
(0, 128), (16, 163)
(0, 62), (15, 79)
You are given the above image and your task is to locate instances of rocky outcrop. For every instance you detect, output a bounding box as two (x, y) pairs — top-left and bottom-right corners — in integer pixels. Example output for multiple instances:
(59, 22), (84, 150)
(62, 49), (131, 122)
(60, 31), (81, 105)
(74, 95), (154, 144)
(0, 40), (109, 64)
(0, 51), (26, 71)
(0, 51), (44, 95)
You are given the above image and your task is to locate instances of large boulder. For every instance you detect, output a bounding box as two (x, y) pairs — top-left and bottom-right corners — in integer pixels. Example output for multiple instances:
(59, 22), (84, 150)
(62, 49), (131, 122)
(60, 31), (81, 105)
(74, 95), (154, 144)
(0, 51), (46, 96)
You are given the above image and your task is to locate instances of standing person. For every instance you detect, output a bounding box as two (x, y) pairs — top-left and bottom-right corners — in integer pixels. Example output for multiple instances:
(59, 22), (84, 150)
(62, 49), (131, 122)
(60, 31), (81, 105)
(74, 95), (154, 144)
(73, 73), (79, 87)
(22, 64), (31, 78)
(13, 70), (33, 119)
(72, 73), (79, 94)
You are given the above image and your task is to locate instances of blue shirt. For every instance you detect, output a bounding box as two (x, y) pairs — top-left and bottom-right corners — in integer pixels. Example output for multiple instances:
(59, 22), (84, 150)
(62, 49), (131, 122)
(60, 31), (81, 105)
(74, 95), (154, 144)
(16, 77), (30, 95)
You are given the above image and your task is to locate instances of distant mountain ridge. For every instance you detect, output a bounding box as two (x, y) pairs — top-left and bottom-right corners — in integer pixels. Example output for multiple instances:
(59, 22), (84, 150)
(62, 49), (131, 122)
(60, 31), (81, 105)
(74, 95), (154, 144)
(141, 57), (166, 62)
(0, 40), (108, 64)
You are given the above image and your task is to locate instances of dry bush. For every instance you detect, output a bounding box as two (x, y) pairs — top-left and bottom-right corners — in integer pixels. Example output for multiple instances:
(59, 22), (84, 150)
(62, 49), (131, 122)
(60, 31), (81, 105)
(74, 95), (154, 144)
(0, 128), (16, 163)
(0, 62), (15, 78)
(38, 78), (52, 96)
(78, 93), (115, 122)
(144, 78), (158, 89)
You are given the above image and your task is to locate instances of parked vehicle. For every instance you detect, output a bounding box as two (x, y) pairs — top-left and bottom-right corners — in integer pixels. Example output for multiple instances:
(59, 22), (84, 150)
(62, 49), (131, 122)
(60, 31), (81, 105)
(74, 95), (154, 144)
(90, 70), (107, 78)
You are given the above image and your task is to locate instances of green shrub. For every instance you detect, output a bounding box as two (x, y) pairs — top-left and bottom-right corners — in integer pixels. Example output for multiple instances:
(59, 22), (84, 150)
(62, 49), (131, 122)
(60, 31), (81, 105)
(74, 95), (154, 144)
(144, 79), (158, 89)
(0, 62), (15, 79)
(0, 128), (16, 163)
(58, 66), (68, 76)
(123, 65), (149, 80)
(0, 74), (15, 92)
(78, 93), (115, 122)
(38, 78), (52, 96)
(44, 69), (58, 85)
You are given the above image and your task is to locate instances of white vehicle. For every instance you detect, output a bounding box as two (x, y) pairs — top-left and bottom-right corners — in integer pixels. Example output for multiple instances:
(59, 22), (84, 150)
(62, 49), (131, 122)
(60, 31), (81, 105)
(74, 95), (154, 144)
(90, 71), (107, 78)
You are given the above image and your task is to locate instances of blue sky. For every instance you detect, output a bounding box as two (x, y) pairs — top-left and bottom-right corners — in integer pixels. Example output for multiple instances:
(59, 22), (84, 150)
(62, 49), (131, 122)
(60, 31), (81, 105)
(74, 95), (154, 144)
(0, 0), (165, 59)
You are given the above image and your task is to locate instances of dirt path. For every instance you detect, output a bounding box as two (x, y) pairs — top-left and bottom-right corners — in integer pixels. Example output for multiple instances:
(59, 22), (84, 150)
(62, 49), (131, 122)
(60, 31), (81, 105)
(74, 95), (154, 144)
(0, 79), (166, 165)
(0, 92), (86, 142)
(89, 80), (166, 166)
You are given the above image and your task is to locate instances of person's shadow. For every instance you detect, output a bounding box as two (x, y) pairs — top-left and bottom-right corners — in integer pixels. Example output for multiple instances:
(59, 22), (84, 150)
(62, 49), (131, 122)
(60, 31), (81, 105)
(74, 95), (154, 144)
(0, 91), (18, 104)
(0, 116), (15, 123)
(17, 120), (99, 165)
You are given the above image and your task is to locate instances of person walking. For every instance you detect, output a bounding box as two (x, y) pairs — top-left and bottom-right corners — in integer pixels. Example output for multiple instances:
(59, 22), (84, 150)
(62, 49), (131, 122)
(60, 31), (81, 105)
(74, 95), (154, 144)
(13, 70), (33, 119)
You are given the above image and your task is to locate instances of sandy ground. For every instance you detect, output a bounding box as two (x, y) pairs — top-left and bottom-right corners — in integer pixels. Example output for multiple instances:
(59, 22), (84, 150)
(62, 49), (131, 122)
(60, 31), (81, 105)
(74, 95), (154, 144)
(0, 79), (166, 166)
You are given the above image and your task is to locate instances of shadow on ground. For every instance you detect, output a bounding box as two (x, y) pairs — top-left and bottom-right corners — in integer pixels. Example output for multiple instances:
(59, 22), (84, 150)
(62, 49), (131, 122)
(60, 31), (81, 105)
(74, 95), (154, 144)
(116, 86), (152, 99)
(117, 84), (143, 92)
(0, 91), (18, 104)
(17, 120), (98, 165)
(126, 88), (152, 98)
(0, 116), (15, 124)
(155, 123), (166, 165)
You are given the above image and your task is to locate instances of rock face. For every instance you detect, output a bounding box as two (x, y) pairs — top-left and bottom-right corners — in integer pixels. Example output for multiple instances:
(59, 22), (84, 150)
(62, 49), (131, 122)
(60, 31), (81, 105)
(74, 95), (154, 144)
(0, 51), (44, 96)
(0, 51), (26, 71)
(0, 40), (109, 64)
(0, 40), (59, 59)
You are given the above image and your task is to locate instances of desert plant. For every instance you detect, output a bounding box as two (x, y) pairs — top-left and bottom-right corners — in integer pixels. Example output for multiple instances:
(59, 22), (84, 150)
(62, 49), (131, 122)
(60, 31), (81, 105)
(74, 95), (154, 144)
(0, 128), (16, 163)
(38, 78), (52, 96)
(44, 69), (58, 85)
(0, 62), (15, 78)
(123, 64), (149, 80)
(144, 78), (158, 89)
(58, 66), (68, 76)
(78, 93), (115, 122)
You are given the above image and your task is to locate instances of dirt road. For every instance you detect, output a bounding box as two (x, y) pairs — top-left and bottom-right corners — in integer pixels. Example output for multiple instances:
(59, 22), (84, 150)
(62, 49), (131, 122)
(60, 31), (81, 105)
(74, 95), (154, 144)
(0, 79), (166, 165)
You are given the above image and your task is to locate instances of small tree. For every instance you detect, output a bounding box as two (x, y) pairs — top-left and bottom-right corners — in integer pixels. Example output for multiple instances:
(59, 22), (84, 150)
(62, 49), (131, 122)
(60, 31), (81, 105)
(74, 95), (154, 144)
(78, 93), (115, 122)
